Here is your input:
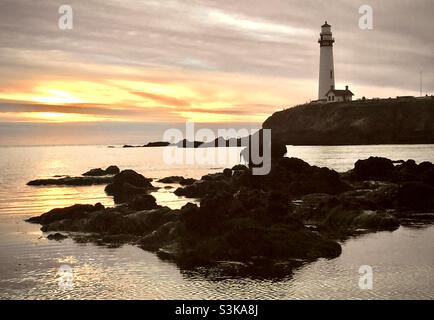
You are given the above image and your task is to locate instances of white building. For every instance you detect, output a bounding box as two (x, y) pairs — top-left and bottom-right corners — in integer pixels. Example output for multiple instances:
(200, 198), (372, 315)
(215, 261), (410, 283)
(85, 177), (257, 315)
(318, 21), (335, 100)
(317, 21), (354, 103)
(325, 85), (354, 102)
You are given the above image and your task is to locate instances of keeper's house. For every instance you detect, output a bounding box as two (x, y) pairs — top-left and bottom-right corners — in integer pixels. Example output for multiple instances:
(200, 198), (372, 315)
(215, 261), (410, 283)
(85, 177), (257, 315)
(325, 85), (354, 103)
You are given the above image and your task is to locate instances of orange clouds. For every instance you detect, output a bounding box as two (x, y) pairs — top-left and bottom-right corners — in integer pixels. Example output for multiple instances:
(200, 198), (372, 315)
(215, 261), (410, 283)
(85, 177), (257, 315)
(0, 63), (314, 123)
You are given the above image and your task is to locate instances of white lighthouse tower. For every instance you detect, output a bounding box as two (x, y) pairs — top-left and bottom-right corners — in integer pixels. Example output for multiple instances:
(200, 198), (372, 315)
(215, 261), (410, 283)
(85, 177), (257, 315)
(318, 21), (335, 100)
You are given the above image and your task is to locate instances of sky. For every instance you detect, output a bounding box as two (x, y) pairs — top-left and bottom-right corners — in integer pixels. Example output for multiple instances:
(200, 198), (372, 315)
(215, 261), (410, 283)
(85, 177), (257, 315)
(0, 0), (433, 144)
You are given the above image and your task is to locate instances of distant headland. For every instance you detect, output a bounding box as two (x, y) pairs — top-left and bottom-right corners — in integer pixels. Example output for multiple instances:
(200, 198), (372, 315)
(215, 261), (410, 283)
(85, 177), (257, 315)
(263, 96), (434, 145)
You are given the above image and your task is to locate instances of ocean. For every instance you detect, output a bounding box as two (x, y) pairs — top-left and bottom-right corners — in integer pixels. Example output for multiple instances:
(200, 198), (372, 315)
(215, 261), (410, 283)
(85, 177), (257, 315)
(0, 144), (433, 299)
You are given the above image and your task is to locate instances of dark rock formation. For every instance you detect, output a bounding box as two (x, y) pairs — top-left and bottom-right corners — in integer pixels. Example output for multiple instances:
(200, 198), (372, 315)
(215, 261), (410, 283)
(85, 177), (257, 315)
(354, 157), (396, 181)
(175, 139), (203, 148)
(26, 203), (105, 224)
(143, 141), (171, 147)
(122, 142), (171, 148)
(105, 170), (157, 203)
(396, 182), (434, 211)
(174, 179), (233, 198)
(27, 176), (113, 186)
(127, 194), (159, 211)
(291, 193), (399, 232)
(47, 233), (68, 241)
(232, 164), (249, 171)
(157, 176), (196, 185)
(105, 165), (121, 175)
(82, 165), (120, 176)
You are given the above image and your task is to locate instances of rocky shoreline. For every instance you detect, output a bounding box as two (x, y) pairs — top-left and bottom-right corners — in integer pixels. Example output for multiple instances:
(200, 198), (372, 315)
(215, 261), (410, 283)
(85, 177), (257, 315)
(25, 149), (434, 277)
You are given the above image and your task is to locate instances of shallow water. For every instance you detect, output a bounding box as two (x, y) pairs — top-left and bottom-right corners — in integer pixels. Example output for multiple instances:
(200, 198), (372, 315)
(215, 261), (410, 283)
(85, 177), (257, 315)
(0, 144), (433, 299)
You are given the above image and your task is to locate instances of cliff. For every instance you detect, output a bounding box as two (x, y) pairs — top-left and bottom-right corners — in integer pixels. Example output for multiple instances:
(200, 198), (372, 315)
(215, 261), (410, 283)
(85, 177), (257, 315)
(262, 97), (434, 145)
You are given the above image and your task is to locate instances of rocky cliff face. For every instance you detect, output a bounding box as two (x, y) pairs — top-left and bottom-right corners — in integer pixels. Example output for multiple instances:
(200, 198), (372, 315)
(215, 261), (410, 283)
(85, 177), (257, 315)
(262, 97), (434, 145)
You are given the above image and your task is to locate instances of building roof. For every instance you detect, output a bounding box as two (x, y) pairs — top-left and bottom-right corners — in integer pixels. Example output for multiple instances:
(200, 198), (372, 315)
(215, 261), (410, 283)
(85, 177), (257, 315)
(322, 21), (331, 27)
(326, 89), (354, 96)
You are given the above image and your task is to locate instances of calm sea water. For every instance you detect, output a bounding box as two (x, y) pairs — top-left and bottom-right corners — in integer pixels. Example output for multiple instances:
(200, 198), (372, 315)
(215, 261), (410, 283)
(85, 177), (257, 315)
(0, 144), (433, 299)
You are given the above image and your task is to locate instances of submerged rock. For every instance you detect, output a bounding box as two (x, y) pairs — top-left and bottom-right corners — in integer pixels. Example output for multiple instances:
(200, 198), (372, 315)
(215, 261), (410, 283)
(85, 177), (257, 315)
(157, 176), (196, 185)
(47, 233), (68, 241)
(291, 192), (400, 232)
(27, 176), (113, 186)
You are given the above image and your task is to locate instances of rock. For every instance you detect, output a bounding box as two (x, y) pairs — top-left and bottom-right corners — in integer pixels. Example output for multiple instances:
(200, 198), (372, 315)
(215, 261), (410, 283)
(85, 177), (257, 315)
(201, 172), (227, 181)
(279, 157), (311, 173)
(82, 166), (120, 177)
(421, 168), (434, 187)
(354, 157), (396, 181)
(31, 202), (177, 237)
(270, 139), (288, 159)
(180, 178), (196, 186)
(396, 182), (434, 211)
(351, 210), (400, 230)
(178, 215), (341, 264)
(239, 131), (287, 167)
(82, 168), (107, 176)
(127, 194), (159, 211)
(83, 165), (120, 176)
(105, 165), (120, 175)
(139, 222), (180, 251)
(223, 168), (232, 177)
(158, 176), (184, 183)
(291, 194), (400, 232)
(174, 180), (232, 198)
(157, 176), (196, 185)
(231, 164), (248, 171)
(26, 203), (104, 224)
(105, 170), (156, 203)
(176, 139), (203, 148)
(27, 176), (113, 186)
(143, 141), (171, 147)
(47, 233), (68, 241)
(267, 191), (290, 218)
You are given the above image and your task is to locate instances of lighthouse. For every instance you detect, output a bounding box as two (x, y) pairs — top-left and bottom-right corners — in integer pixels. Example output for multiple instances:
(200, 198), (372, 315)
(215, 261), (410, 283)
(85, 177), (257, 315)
(318, 21), (335, 100)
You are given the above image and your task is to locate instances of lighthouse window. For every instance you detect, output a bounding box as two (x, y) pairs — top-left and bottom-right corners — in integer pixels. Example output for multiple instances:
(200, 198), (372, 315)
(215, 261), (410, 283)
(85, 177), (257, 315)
(330, 70), (333, 78)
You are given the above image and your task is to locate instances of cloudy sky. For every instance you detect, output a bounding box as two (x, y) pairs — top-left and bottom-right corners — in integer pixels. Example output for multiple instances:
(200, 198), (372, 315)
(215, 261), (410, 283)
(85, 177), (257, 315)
(0, 0), (433, 138)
